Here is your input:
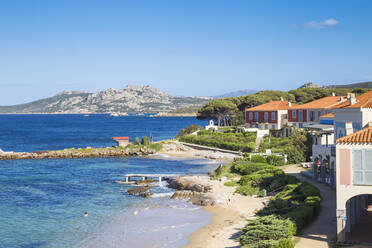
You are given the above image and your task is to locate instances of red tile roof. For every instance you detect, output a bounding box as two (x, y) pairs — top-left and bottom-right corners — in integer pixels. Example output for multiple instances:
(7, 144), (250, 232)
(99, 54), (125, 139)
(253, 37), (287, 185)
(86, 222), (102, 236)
(245, 101), (297, 111)
(112, 137), (130, 140)
(332, 90), (372, 109)
(337, 127), (372, 144)
(290, 96), (346, 110)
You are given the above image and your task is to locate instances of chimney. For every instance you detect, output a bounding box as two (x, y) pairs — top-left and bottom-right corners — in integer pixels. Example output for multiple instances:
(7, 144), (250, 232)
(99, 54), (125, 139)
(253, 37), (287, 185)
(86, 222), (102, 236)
(365, 122), (372, 128)
(332, 92), (335, 96)
(288, 102), (292, 107)
(345, 122), (353, 136)
(347, 93), (356, 105)
(280, 97), (284, 101)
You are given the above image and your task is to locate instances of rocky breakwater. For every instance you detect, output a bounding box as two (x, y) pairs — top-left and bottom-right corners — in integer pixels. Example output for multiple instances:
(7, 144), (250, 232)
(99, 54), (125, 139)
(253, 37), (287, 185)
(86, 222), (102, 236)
(168, 175), (227, 206)
(0, 147), (155, 160)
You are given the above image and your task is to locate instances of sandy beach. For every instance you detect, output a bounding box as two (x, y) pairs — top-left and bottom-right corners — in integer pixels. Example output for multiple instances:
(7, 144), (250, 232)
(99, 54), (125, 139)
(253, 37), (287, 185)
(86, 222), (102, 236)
(158, 141), (271, 248)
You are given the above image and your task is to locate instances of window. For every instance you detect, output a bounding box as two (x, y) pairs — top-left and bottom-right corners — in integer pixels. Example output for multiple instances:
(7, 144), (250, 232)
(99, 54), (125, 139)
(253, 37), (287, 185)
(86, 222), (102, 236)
(310, 111), (314, 121)
(255, 112), (258, 121)
(264, 112), (268, 122)
(353, 150), (372, 185)
(318, 111), (321, 118)
(249, 112), (253, 120)
(272, 125), (275, 129)
(271, 112), (276, 120)
(292, 110), (296, 118)
(299, 110), (303, 122)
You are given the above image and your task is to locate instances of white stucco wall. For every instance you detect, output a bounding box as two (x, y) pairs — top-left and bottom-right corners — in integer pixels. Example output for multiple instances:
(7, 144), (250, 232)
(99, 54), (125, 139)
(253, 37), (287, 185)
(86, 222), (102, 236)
(277, 110), (287, 129)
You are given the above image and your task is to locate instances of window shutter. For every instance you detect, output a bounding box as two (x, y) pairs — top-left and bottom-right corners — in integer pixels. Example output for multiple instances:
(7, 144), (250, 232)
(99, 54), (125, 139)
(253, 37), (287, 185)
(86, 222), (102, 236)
(353, 150), (362, 170)
(353, 150), (363, 184)
(365, 150), (372, 170)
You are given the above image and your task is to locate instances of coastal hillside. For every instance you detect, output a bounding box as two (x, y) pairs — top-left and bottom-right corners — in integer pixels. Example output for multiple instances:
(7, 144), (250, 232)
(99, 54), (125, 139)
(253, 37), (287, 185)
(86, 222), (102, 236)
(325, 81), (372, 89)
(0, 84), (210, 114)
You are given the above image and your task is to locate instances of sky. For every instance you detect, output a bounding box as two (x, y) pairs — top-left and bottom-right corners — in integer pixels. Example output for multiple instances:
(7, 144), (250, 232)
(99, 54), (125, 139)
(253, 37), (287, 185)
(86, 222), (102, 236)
(1, 0), (372, 105)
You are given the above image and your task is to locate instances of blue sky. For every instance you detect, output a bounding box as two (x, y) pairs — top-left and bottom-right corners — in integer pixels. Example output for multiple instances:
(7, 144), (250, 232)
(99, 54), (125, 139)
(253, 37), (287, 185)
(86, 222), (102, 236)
(1, 0), (372, 105)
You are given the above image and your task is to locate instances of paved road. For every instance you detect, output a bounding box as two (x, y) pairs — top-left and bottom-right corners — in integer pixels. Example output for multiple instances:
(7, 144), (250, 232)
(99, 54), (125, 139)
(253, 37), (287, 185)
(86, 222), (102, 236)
(283, 165), (336, 248)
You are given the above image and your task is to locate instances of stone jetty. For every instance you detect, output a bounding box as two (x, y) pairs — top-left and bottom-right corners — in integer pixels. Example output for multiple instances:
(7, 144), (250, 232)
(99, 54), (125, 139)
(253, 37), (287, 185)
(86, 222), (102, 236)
(0, 147), (155, 160)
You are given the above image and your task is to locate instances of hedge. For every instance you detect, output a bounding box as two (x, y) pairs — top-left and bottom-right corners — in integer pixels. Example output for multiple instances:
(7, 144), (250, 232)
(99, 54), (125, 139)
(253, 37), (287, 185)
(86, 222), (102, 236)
(179, 132), (256, 152)
(239, 215), (296, 248)
(224, 159), (321, 248)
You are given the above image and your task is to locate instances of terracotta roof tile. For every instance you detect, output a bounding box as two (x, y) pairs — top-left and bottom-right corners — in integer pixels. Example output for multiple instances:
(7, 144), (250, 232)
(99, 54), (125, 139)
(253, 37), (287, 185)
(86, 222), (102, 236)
(112, 136), (130, 140)
(337, 127), (372, 144)
(290, 96), (346, 110)
(333, 90), (372, 109)
(245, 101), (297, 111)
(320, 113), (334, 118)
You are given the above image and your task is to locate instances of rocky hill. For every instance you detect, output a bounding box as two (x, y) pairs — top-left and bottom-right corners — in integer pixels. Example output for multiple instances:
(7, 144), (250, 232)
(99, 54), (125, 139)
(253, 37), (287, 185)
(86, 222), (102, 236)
(0, 84), (210, 114)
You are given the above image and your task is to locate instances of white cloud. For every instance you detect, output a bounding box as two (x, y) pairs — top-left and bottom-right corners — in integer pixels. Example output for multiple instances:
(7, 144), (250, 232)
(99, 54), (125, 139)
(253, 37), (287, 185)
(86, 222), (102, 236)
(302, 18), (339, 29)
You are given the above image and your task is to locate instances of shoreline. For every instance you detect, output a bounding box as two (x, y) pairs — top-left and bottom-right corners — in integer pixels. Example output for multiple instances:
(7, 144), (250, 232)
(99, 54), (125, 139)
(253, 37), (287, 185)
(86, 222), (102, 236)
(157, 142), (270, 248)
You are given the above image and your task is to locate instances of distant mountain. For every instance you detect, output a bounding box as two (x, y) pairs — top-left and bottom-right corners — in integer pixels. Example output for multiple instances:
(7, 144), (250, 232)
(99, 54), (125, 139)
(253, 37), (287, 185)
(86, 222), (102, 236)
(213, 90), (257, 98)
(0, 84), (210, 114)
(325, 81), (372, 89)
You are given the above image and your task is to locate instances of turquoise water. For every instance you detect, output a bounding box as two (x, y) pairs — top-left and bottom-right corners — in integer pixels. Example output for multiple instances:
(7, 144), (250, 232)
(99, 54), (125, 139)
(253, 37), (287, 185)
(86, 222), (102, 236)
(0, 115), (214, 248)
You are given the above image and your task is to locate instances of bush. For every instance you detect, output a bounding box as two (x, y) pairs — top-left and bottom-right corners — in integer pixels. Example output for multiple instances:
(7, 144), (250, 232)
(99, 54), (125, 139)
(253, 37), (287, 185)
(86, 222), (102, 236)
(232, 161), (269, 175)
(176, 124), (201, 138)
(133, 137), (141, 145)
(236, 185), (259, 196)
(141, 136), (150, 145)
(178, 130), (256, 152)
(251, 155), (267, 163)
(276, 239), (295, 248)
(148, 143), (162, 152)
(224, 181), (238, 187)
(266, 155), (285, 166)
(239, 215), (296, 248)
(258, 178), (321, 232)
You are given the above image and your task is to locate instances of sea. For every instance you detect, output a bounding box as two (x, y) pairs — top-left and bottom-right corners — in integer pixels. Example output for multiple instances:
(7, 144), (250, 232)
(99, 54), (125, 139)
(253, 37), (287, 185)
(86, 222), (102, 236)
(0, 114), (217, 248)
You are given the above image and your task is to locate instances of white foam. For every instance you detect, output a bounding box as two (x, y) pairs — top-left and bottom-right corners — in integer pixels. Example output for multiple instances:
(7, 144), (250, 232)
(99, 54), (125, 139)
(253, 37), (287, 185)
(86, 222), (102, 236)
(151, 192), (173, 198)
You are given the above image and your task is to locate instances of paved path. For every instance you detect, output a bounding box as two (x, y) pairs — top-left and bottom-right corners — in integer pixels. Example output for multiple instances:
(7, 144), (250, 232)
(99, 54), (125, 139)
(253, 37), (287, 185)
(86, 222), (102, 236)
(283, 165), (336, 248)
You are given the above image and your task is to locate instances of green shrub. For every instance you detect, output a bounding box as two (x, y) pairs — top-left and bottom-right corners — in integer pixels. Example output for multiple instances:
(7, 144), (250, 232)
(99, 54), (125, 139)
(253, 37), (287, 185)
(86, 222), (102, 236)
(266, 155), (285, 166)
(251, 155), (267, 163)
(148, 143), (162, 152)
(176, 124), (201, 138)
(133, 137), (141, 145)
(224, 181), (238, 187)
(232, 161), (269, 175)
(276, 239), (295, 248)
(178, 131), (256, 152)
(141, 136), (150, 145)
(239, 215), (296, 247)
(236, 185), (259, 196)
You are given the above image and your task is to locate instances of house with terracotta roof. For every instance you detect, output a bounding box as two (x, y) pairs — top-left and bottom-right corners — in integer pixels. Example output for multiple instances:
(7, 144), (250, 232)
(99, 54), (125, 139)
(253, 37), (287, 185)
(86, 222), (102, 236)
(245, 98), (296, 130)
(333, 91), (372, 140)
(335, 125), (372, 243)
(310, 91), (372, 186)
(288, 95), (347, 128)
(112, 136), (130, 147)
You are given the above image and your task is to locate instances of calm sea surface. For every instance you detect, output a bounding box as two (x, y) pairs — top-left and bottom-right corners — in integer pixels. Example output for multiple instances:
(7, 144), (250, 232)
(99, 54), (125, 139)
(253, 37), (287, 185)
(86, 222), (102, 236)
(0, 115), (215, 248)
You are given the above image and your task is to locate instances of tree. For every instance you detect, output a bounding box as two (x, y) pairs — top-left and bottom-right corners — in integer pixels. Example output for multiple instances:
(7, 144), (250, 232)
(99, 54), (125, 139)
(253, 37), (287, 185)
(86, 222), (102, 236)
(197, 99), (238, 126)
